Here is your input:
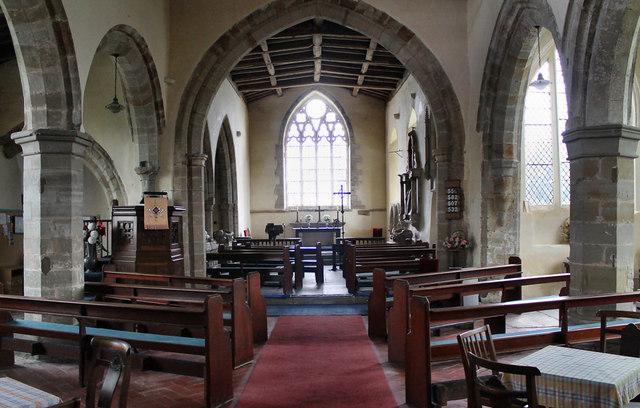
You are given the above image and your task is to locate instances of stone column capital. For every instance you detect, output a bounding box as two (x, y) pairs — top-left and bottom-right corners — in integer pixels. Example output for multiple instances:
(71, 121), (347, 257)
(12, 128), (91, 157)
(187, 153), (208, 167)
(563, 124), (640, 160)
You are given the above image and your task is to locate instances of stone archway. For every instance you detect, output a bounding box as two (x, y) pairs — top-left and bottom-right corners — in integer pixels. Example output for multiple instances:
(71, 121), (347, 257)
(561, 0), (640, 299)
(475, 0), (560, 266)
(96, 25), (165, 192)
(83, 139), (128, 206)
(2, 0), (89, 299)
(173, 0), (466, 269)
(0, 0), (81, 130)
(214, 118), (239, 235)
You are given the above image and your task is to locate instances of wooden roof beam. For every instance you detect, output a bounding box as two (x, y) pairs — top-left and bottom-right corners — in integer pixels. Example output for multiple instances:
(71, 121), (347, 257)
(313, 34), (322, 82)
(260, 40), (282, 96)
(353, 39), (377, 96)
(238, 77), (396, 93)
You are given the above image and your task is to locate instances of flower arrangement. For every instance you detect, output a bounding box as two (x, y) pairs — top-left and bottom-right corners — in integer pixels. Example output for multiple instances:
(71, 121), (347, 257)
(443, 230), (471, 249)
(304, 214), (313, 223)
(322, 214), (331, 223)
(560, 217), (570, 243)
(83, 221), (106, 246)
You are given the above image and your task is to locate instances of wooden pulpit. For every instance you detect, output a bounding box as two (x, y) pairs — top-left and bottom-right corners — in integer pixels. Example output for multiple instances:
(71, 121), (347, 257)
(110, 205), (185, 275)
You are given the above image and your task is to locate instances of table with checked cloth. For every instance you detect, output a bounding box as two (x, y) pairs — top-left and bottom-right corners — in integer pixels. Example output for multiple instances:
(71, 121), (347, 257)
(502, 345), (640, 408)
(0, 376), (61, 408)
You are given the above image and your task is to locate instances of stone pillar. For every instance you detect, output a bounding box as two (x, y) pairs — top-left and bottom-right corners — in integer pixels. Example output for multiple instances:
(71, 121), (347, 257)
(12, 129), (91, 300)
(187, 153), (208, 277)
(135, 161), (158, 193)
(564, 125), (640, 321)
(433, 150), (453, 268)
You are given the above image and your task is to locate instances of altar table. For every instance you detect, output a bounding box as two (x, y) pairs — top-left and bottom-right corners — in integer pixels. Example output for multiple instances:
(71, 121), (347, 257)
(292, 227), (341, 246)
(0, 376), (62, 407)
(503, 345), (640, 408)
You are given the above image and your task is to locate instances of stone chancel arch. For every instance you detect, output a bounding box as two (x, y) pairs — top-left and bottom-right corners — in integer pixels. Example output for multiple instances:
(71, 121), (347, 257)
(173, 0), (466, 269)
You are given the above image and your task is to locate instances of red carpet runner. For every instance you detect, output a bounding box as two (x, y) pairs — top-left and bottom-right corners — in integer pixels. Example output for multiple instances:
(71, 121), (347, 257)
(236, 315), (398, 407)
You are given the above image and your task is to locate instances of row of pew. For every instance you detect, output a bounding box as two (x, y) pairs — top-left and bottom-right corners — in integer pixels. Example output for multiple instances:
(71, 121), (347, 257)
(206, 242), (324, 294)
(361, 252), (640, 408)
(0, 268), (269, 408)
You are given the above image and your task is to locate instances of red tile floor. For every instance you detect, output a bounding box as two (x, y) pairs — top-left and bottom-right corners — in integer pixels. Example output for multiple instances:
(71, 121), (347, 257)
(0, 313), (556, 407)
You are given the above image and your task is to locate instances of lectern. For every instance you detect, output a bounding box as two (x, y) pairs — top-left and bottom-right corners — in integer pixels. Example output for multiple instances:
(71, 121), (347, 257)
(110, 205), (185, 275)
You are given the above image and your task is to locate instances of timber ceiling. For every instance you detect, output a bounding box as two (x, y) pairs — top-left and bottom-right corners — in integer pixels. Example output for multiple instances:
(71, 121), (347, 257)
(230, 19), (407, 103)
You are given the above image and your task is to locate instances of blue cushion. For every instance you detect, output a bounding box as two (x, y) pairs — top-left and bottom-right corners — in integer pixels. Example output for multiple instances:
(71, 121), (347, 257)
(3, 319), (205, 347)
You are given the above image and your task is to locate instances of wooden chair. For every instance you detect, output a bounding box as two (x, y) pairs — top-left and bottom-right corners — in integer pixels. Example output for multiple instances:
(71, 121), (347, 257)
(51, 399), (81, 407)
(597, 310), (640, 357)
(468, 353), (541, 408)
(86, 337), (133, 408)
(458, 325), (498, 407)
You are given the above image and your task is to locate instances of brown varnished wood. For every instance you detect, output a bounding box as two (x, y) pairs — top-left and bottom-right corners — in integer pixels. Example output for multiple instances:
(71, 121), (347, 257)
(405, 291), (640, 408)
(368, 261), (523, 341)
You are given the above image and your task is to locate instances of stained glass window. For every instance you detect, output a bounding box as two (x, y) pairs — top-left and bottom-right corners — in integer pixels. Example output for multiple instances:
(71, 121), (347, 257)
(284, 96), (350, 208)
(523, 50), (569, 206)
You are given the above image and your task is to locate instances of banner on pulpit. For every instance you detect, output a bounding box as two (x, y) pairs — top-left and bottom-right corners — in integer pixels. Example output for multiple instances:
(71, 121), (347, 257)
(144, 196), (169, 230)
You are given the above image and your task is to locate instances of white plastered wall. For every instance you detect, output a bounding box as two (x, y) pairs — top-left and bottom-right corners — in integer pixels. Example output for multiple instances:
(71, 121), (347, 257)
(248, 87), (386, 239)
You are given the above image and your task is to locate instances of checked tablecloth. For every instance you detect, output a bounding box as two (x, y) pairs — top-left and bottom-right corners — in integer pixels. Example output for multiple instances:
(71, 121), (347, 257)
(502, 345), (640, 408)
(0, 376), (61, 408)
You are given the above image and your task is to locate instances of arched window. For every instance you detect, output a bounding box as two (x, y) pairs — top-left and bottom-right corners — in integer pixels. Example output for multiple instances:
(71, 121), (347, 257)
(523, 48), (569, 206)
(284, 94), (350, 208)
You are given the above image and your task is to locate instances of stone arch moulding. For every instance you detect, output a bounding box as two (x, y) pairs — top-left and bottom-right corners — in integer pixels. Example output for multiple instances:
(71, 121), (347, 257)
(83, 137), (129, 206)
(563, 0), (640, 128)
(173, 0), (466, 268)
(275, 87), (359, 209)
(475, 0), (559, 266)
(95, 24), (166, 191)
(0, 0), (81, 130)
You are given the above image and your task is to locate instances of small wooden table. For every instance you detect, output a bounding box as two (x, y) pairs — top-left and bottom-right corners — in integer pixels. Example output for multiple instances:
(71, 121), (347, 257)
(503, 345), (640, 408)
(0, 376), (62, 407)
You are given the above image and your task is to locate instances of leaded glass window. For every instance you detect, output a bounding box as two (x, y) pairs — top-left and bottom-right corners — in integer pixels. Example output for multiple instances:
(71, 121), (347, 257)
(284, 96), (350, 208)
(523, 50), (569, 206)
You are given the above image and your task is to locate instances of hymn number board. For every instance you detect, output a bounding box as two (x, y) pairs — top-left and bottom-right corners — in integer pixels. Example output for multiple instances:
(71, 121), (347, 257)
(445, 180), (463, 219)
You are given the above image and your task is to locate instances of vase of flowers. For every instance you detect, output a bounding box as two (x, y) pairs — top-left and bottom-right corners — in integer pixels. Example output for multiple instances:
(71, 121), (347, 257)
(442, 230), (471, 250)
(560, 217), (570, 243)
(304, 214), (313, 224)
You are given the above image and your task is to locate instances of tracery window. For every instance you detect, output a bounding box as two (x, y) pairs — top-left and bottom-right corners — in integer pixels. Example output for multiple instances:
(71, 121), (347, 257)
(284, 96), (350, 208)
(523, 50), (569, 206)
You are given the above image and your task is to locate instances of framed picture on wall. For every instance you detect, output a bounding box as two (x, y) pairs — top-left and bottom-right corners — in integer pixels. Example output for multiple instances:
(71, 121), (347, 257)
(13, 216), (23, 234)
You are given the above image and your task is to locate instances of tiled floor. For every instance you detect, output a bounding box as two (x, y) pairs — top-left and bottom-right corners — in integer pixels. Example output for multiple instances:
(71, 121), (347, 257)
(0, 267), (559, 407)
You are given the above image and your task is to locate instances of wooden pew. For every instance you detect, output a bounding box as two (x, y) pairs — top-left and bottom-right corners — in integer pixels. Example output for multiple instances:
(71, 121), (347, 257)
(0, 286), (233, 408)
(233, 237), (301, 247)
(85, 279), (253, 368)
(343, 243), (436, 293)
(387, 272), (571, 365)
(367, 257), (522, 339)
(332, 237), (387, 269)
(207, 246), (293, 294)
(294, 242), (324, 289)
(101, 268), (267, 343)
(405, 291), (640, 408)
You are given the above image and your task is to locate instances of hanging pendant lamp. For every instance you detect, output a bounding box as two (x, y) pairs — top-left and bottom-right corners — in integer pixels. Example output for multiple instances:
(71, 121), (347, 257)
(105, 53), (125, 113)
(529, 26), (551, 90)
